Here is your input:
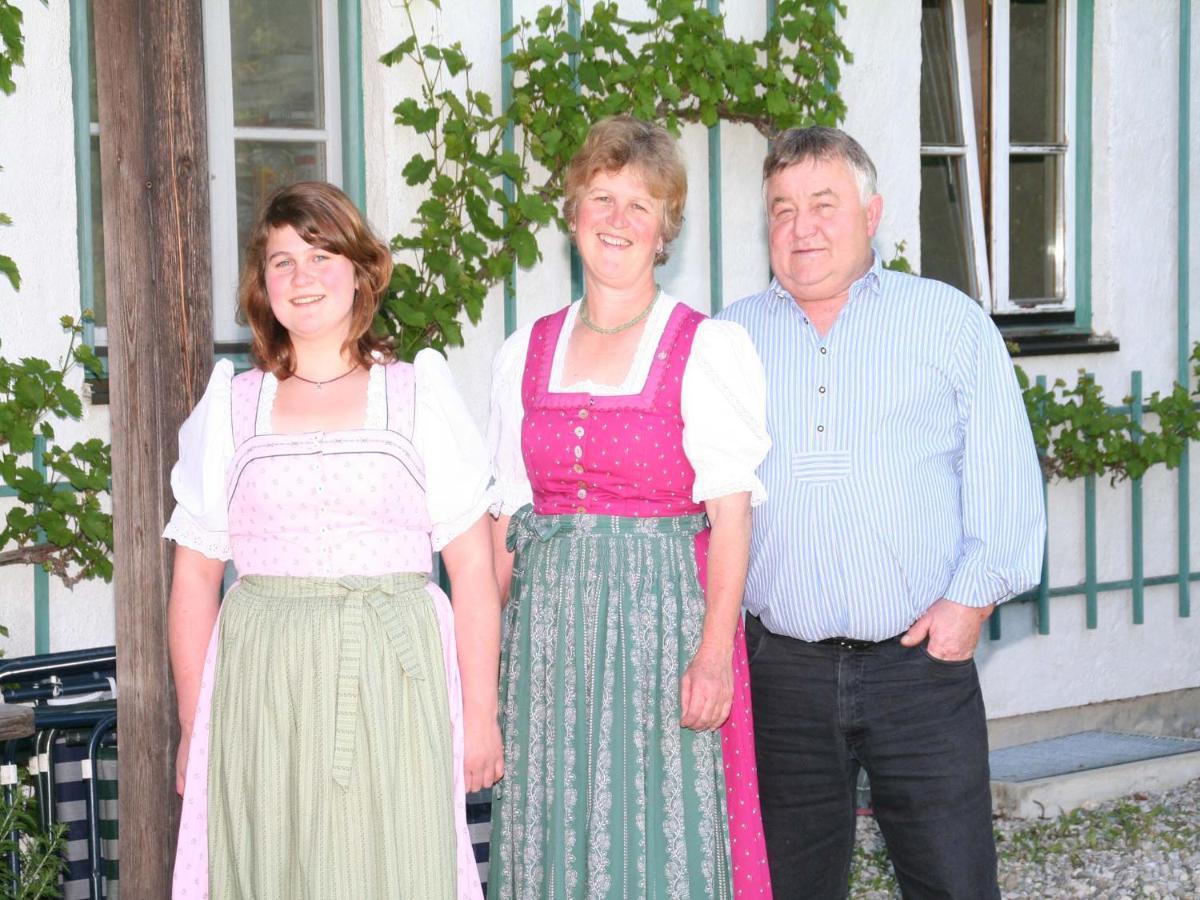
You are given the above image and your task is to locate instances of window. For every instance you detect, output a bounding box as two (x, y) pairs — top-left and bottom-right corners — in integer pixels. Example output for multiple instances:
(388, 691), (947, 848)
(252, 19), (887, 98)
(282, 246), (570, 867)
(205, 0), (345, 343)
(71, 0), (364, 352)
(919, 0), (990, 304)
(991, 0), (1074, 313)
(920, 0), (1083, 323)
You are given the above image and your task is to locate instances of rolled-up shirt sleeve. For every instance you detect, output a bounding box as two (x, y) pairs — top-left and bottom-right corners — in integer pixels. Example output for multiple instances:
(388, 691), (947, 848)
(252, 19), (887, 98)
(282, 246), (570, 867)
(943, 307), (1046, 607)
(486, 327), (535, 517)
(162, 360), (236, 561)
(681, 319), (771, 506)
(414, 348), (496, 551)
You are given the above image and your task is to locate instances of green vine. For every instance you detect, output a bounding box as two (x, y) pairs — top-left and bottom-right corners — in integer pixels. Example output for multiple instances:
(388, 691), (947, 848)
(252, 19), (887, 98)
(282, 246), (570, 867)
(1018, 345), (1200, 484)
(380, 0), (849, 359)
(0, 1), (114, 587)
(0, 318), (113, 585)
(380, 0), (1198, 488)
(0, 0), (32, 291)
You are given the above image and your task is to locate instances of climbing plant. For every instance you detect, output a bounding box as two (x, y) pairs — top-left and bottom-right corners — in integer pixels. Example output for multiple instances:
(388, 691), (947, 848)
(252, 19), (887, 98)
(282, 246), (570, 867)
(380, 0), (849, 360)
(0, 0), (113, 586)
(1019, 344), (1200, 484)
(0, 317), (113, 585)
(1, 0), (31, 291)
(382, 0), (1200, 488)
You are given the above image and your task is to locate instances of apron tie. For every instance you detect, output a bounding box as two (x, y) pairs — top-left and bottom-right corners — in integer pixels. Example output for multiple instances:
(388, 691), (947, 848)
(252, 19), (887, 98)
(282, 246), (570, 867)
(331, 574), (426, 788)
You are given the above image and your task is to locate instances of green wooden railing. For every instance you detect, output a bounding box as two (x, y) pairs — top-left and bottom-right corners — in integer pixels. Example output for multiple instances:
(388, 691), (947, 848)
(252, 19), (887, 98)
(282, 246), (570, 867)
(987, 370), (1197, 640)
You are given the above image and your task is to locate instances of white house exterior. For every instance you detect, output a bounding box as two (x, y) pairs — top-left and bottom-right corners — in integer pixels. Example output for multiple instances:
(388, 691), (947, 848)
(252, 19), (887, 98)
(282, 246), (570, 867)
(1, 0), (1196, 725)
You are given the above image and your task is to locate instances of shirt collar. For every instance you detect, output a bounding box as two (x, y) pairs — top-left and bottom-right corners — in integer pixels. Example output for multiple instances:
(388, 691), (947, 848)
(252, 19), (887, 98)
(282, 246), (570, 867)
(769, 250), (884, 310)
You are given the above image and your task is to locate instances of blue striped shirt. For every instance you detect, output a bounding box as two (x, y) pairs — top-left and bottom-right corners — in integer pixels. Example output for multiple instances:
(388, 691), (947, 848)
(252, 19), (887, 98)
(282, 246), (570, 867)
(717, 254), (1045, 641)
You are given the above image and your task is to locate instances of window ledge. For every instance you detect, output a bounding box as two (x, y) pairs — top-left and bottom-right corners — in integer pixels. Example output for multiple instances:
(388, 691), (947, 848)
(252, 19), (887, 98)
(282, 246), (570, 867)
(85, 342), (252, 407)
(1002, 327), (1120, 357)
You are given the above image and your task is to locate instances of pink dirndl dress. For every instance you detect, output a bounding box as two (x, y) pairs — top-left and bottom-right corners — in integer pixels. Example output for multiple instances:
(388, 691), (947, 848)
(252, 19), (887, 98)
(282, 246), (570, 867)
(489, 303), (771, 898)
(170, 362), (481, 899)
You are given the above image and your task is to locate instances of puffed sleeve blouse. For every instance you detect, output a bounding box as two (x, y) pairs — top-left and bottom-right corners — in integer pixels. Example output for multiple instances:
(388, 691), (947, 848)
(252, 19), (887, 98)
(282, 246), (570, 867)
(488, 295), (771, 516)
(162, 350), (494, 559)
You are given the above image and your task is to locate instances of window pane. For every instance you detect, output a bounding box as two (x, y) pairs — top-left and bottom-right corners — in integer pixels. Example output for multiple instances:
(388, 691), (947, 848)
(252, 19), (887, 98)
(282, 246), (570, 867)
(920, 0), (962, 146)
(89, 135), (107, 327)
(920, 156), (975, 298)
(1008, 153), (1063, 301)
(230, 0), (324, 129)
(1010, 0), (1062, 144)
(235, 140), (327, 260)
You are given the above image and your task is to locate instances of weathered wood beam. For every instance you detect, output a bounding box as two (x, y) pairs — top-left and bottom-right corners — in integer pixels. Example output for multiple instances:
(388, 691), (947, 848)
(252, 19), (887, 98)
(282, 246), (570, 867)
(0, 706), (34, 741)
(93, 0), (212, 894)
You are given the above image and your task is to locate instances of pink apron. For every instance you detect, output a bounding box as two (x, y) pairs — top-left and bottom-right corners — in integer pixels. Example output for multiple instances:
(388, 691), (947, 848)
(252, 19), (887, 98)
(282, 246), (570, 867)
(171, 362), (481, 898)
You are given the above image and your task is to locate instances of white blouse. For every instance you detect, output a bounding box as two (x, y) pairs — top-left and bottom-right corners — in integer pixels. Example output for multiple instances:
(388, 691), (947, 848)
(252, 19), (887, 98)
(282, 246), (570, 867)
(488, 295), (771, 516)
(163, 349), (494, 559)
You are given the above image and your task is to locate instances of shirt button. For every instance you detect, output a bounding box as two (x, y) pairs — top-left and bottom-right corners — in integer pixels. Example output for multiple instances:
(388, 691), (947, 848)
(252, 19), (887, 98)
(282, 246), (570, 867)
(820, 347), (828, 355)
(574, 426), (585, 438)
(578, 408), (589, 419)
(819, 386), (826, 394)
(574, 445), (583, 459)
(817, 425), (825, 433)
(577, 487), (587, 499)
(573, 463), (584, 474)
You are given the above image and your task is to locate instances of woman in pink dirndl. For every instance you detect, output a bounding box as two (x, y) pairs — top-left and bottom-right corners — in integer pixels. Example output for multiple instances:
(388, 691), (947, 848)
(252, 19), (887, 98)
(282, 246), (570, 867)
(164, 182), (501, 899)
(487, 116), (773, 898)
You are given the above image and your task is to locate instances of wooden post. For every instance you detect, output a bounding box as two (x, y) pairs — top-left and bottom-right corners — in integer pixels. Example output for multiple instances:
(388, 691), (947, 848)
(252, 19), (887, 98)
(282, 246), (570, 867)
(92, 0), (212, 894)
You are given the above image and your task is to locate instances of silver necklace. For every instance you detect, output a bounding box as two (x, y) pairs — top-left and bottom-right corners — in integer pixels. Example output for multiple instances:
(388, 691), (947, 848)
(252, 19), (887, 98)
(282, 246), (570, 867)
(578, 286), (660, 335)
(290, 364), (358, 390)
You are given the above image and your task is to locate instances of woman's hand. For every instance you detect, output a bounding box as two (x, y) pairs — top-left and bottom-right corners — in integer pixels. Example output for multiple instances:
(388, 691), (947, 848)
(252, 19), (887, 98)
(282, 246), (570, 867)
(463, 712), (504, 792)
(680, 642), (733, 732)
(175, 724), (192, 796)
(442, 516), (505, 792)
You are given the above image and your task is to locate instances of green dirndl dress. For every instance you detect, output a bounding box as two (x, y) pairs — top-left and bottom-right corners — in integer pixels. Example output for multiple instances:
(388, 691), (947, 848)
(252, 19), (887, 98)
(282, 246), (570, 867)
(488, 509), (733, 899)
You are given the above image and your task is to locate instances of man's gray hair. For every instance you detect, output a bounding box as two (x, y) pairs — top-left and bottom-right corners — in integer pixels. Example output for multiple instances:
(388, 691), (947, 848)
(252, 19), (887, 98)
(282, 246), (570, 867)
(763, 126), (878, 206)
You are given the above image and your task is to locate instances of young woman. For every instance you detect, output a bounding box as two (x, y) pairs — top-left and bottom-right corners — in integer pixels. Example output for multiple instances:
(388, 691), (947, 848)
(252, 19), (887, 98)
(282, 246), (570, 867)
(165, 182), (501, 899)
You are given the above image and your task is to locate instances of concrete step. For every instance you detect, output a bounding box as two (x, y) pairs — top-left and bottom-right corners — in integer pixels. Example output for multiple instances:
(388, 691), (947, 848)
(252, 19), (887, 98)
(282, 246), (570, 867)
(989, 730), (1200, 819)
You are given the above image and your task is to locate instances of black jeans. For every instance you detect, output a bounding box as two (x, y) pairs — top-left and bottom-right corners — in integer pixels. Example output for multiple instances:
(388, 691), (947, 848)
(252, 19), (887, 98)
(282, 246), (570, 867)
(746, 614), (1000, 900)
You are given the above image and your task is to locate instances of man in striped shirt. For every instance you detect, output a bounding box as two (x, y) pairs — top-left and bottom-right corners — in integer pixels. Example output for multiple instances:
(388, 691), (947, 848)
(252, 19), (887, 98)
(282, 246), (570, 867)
(717, 127), (1045, 899)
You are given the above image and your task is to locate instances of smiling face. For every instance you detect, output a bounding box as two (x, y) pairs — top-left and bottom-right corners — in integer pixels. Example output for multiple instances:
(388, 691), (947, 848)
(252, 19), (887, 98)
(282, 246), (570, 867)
(766, 157), (883, 307)
(263, 224), (358, 345)
(572, 166), (665, 295)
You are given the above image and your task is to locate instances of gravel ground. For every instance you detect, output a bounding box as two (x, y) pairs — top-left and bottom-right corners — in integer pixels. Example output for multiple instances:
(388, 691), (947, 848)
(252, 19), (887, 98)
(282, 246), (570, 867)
(848, 778), (1200, 898)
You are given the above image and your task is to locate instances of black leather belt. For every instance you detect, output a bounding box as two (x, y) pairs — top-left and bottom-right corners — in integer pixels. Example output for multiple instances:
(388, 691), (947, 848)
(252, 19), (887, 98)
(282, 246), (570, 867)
(817, 636), (884, 651)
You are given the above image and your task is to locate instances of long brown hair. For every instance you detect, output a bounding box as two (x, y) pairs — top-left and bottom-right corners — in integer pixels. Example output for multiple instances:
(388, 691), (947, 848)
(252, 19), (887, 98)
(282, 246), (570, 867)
(238, 182), (395, 377)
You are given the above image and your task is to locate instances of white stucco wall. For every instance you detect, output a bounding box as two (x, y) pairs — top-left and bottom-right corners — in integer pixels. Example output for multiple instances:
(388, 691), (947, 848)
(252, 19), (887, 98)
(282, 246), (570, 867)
(0, 0), (115, 657)
(976, 0), (1200, 719)
(839, 0), (922, 265)
(1, 0), (1197, 721)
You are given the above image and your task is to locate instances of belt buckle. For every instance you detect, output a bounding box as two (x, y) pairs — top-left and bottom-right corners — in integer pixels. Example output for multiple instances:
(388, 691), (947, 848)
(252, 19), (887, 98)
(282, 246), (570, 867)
(822, 636), (875, 651)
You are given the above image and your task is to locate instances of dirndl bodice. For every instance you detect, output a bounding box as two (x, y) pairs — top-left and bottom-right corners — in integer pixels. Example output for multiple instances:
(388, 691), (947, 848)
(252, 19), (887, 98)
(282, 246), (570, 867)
(520, 301), (706, 517)
(226, 362), (433, 576)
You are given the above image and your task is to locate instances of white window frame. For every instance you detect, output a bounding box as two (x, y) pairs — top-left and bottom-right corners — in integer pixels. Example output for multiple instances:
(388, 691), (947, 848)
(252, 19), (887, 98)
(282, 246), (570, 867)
(989, 0), (1076, 314)
(919, 0), (992, 308)
(203, 0), (344, 343)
